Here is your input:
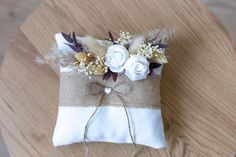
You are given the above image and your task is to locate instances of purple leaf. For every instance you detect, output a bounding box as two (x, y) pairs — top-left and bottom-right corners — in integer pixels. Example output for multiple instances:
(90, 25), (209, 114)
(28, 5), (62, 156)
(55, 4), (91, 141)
(64, 31), (84, 52)
(72, 32), (79, 46)
(149, 63), (161, 79)
(71, 32), (84, 51)
(112, 73), (118, 81)
(78, 47), (84, 52)
(149, 63), (162, 69)
(65, 43), (83, 52)
(61, 32), (73, 43)
(108, 31), (115, 44)
(103, 71), (112, 80)
(103, 68), (118, 81)
(152, 43), (168, 49)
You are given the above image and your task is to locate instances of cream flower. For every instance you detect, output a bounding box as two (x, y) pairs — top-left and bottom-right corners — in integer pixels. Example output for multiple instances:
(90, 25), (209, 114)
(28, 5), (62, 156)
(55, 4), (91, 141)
(124, 55), (150, 81)
(105, 45), (129, 73)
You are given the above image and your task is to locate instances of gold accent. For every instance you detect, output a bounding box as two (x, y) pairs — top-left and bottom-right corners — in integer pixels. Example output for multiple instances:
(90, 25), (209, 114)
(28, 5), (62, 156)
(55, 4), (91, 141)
(75, 53), (87, 62)
(93, 66), (105, 75)
(87, 53), (93, 58)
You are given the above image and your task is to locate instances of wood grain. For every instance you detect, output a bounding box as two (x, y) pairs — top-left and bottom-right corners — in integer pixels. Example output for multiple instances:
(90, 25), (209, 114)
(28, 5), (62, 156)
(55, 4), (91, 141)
(1, 0), (236, 156)
(0, 0), (42, 65)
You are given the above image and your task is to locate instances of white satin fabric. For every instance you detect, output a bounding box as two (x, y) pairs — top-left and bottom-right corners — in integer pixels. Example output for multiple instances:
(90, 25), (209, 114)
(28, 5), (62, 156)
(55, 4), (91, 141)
(53, 106), (166, 149)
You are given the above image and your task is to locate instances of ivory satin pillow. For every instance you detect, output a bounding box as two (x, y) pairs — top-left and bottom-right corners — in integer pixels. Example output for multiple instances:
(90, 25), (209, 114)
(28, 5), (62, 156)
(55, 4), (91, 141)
(52, 33), (166, 149)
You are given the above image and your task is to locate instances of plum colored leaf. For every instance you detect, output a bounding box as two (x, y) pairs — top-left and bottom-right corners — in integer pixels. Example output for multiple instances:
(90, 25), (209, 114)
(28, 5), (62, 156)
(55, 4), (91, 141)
(112, 73), (118, 81)
(103, 71), (112, 80)
(108, 31), (116, 44)
(152, 43), (168, 49)
(63, 32), (84, 52)
(149, 63), (162, 69)
(149, 63), (161, 79)
(65, 43), (82, 52)
(72, 32), (79, 46)
(61, 32), (73, 43)
(103, 68), (118, 81)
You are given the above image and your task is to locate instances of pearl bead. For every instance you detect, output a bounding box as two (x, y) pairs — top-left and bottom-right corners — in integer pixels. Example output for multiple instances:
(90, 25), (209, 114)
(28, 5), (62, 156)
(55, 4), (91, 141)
(104, 87), (112, 94)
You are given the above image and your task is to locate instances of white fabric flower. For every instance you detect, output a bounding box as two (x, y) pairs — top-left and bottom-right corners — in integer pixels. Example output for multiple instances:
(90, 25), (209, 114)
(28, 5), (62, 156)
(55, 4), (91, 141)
(105, 45), (129, 73)
(124, 55), (150, 81)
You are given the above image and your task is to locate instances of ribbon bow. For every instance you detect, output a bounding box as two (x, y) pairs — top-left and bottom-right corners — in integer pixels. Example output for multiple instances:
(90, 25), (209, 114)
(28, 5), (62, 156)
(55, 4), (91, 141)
(83, 81), (136, 157)
(85, 81), (132, 97)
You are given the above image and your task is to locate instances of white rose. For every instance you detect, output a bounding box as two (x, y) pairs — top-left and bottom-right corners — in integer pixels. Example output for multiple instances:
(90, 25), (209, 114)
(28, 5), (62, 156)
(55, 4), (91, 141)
(124, 55), (150, 81)
(105, 45), (129, 73)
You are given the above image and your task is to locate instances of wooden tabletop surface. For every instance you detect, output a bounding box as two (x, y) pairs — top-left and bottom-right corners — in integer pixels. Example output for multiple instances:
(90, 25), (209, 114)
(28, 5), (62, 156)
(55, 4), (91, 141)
(1, 0), (236, 156)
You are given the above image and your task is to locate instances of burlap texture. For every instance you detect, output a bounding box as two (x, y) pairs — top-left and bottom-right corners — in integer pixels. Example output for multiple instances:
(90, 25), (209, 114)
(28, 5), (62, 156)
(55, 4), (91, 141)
(59, 71), (161, 108)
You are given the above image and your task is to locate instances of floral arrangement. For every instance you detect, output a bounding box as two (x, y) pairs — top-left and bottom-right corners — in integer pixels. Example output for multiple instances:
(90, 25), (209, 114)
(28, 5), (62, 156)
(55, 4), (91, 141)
(36, 29), (170, 81)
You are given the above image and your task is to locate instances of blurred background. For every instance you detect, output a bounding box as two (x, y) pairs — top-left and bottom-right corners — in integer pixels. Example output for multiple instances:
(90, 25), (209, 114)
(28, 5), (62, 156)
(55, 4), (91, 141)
(0, 0), (236, 64)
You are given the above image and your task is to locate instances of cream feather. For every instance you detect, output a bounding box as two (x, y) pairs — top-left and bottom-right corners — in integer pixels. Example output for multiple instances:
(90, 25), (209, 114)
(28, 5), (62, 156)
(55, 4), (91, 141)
(145, 28), (175, 45)
(80, 36), (110, 56)
(128, 36), (145, 53)
(35, 43), (75, 67)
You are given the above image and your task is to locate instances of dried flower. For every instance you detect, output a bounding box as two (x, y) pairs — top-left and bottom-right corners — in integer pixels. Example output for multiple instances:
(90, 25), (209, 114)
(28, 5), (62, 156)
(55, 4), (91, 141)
(74, 53), (87, 62)
(137, 43), (168, 64)
(117, 31), (133, 46)
(37, 30), (170, 82)
(74, 54), (108, 78)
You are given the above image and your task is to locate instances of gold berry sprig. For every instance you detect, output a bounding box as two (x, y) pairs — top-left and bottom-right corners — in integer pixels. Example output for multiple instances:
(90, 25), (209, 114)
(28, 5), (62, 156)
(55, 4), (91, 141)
(74, 52), (108, 78)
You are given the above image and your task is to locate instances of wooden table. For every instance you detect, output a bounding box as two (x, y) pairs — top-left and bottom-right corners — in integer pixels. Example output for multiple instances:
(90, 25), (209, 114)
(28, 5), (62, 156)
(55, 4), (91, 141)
(1, 0), (236, 156)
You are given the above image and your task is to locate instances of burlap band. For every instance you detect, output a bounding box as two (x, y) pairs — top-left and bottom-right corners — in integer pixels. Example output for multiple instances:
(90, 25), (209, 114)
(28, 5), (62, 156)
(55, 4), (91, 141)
(59, 71), (161, 108)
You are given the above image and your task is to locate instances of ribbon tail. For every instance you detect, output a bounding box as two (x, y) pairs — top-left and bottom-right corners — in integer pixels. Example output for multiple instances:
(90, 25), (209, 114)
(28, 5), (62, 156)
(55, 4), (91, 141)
(116, 94), (137, 157)
(83, 94), (105, 157)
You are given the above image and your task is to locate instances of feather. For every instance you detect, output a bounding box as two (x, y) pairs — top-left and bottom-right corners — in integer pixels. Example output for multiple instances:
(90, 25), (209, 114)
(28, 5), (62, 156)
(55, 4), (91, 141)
(128, 36), (144, 53)
(145, 28), (175, 45)
(35, 43), (75, 67)
(35, 56), (47, 65)
(80, 36), (109, 56)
